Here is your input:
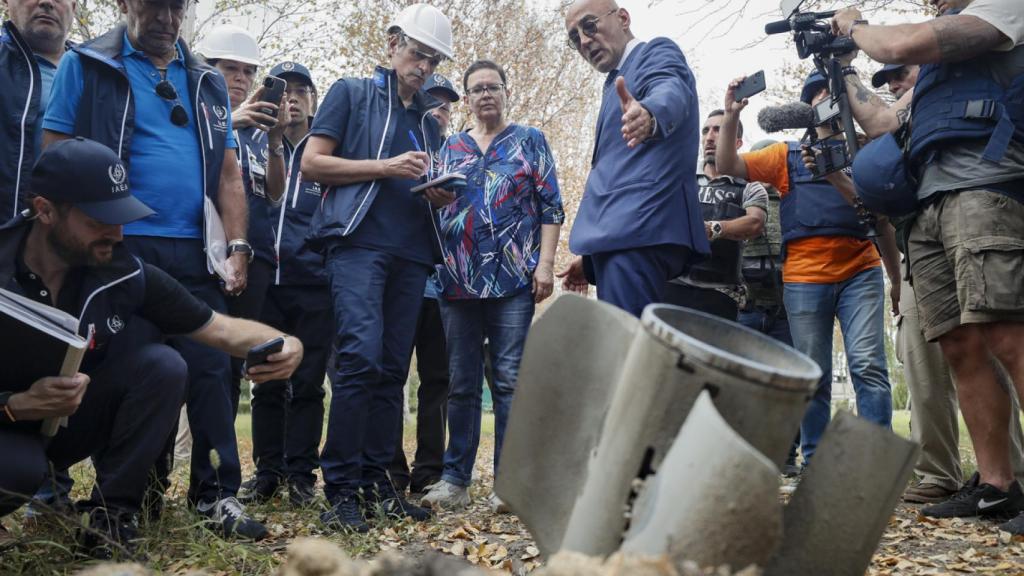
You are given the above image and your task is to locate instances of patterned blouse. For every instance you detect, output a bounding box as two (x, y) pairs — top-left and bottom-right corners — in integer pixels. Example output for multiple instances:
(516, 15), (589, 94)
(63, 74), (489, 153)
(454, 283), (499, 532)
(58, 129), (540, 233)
(435, 124), (565, 299)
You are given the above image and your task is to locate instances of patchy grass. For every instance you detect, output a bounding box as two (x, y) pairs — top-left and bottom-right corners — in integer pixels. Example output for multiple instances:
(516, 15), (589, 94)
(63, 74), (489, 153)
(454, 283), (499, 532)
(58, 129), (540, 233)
(3, 410), (1023, 574)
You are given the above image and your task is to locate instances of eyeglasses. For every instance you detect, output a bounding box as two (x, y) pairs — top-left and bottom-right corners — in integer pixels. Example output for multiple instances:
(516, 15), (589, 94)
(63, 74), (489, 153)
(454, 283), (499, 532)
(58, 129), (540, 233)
(467, 84), (505, 97)
(155, 80), (189, 127)
(567, 8), (618, 51)
(400, 34), (445, 68)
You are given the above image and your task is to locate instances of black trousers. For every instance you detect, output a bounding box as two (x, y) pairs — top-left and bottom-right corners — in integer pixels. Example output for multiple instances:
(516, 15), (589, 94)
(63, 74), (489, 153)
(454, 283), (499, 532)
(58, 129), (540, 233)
(0, 342), (186, 517)
(662, 282), (739, 321)
(250, 285), (333, 486)
(389, 297), (450, 492)
(227, 258), (274, 416)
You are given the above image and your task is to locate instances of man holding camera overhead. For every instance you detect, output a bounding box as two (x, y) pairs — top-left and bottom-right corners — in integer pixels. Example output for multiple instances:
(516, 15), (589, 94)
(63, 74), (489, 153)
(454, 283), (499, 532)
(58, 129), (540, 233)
(831, 0), (1024, 532)
(714, 71), (899, 469)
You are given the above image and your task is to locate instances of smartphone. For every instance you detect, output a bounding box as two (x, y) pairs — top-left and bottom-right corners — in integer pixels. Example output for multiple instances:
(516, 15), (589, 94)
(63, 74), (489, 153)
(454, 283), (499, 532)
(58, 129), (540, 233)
(734, 70), (767, 102)
(259, 75), (286, 117)
(245, 337), (285, 370)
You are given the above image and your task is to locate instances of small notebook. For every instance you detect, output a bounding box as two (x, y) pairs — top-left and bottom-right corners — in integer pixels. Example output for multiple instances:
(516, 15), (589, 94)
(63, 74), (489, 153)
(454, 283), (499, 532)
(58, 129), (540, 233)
(410, 173), (468, 195)
(0, 287), (88, 436)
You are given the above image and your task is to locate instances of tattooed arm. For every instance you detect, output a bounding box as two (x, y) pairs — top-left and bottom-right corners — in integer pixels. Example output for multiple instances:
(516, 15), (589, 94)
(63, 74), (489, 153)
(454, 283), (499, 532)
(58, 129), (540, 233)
(833, 9), (1009, 65)
(844, 73), (914, 139)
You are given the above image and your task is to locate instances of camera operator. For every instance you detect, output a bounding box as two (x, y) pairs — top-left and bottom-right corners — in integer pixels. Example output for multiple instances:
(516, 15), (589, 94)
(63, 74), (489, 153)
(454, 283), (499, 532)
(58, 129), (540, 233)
(663, 109), (767, 321)
(830, 0), (1024, 531)
(715, 72), (900, 468)
(871, 64), (918, 99)
(0, 138), (302, 555)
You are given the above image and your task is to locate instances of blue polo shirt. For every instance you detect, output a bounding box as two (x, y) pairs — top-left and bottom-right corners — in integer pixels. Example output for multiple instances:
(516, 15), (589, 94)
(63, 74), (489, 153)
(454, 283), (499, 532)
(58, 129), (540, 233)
(34, 55), (57, 157)
(311, 90), (434, 266)
(44, 33), (235, 238)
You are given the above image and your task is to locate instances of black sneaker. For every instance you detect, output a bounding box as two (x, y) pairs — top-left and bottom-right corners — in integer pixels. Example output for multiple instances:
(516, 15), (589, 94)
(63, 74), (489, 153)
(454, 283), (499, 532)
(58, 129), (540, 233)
(77, 507), (140, 560)
(196, 496), (269, 540)
(238, 476), (281, 505)
(320, 493), (369, 533)
(999, 511), (1024, 534)
(922, 473), (1024, 519)
(288, 480), (317, 507)
(363, 482), (433, 522)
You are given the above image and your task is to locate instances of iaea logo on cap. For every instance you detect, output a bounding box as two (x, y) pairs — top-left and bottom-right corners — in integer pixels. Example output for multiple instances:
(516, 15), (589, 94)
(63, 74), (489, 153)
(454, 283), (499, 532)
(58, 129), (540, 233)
(282, 62), (295, 71)
(108, 163), (128, 193)
(433, 74), (443, 83)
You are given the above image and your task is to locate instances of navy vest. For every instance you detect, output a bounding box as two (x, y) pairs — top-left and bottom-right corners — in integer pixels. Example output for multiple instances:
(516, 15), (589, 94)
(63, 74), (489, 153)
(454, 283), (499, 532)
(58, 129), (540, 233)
(235, 127), (275, 265)
(780, 142), (867, 255)
(686, 174), (746, 285)
(909, 13), (1024, 167)
(0, 217), (148, 384)
(69, 25), (229, 212)
(275, 134), (326, 286)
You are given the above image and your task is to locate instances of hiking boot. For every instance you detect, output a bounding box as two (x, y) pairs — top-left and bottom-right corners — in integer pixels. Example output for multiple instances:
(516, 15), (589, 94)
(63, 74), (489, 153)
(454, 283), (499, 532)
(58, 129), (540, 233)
(366, 483), (433, 521)
(77, 507), (140, 560)
(903, 481), (957, 504)
(419, 480), (471, 511)
(197, 497), (269, 540)
(288, 480), (317, 507)
(999, 511), (1024, 535)
(238, 476), (282, 505)
(921, 473), (1024, 519)
(488, 493), (510, 514)
(320, 493), (369, 533)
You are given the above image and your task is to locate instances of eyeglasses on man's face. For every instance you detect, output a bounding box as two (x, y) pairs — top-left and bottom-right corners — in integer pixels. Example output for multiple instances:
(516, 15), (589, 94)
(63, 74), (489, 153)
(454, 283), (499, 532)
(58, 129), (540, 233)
(467, 84), (505, 98)
(155, 80), (189, 126)
(567, 8), (618, 51)
(402, 36), (446, 68)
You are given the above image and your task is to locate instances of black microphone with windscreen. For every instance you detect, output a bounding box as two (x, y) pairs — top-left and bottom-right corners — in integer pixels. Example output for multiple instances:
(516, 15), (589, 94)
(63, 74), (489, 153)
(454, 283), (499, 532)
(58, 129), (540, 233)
(757, 102), (817, 133)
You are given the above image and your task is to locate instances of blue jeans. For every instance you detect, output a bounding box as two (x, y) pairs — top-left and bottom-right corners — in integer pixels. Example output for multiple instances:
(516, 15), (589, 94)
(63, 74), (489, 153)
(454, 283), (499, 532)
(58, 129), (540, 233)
(320, 245), (429, 497)
(439, 290), (535, 487)
(784, 266), (892, 461)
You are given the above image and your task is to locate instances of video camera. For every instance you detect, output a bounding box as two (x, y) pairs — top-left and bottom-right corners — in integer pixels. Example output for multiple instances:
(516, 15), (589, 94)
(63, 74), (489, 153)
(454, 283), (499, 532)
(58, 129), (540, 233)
(765, 0), (857, 60)
(763, 0), (875, 231)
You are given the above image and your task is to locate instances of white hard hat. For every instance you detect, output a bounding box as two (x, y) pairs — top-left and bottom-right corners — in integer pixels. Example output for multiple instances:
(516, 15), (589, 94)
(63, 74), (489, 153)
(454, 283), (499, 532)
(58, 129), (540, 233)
(197, 24), (262, 67)
(388, 3), (454, 60)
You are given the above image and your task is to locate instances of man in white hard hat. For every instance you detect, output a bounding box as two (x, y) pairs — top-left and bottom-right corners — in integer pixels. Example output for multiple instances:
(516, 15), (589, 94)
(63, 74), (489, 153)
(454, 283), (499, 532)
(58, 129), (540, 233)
(301, 3), (456, 532)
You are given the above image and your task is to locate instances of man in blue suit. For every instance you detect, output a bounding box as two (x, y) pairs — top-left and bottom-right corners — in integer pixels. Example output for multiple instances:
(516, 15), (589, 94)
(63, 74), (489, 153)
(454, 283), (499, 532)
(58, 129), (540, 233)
(557, 0), (709, 317)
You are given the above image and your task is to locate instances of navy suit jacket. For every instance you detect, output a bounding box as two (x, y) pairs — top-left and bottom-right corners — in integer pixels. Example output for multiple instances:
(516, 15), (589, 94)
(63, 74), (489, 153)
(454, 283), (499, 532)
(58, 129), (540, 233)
(569, 38), (710, 259)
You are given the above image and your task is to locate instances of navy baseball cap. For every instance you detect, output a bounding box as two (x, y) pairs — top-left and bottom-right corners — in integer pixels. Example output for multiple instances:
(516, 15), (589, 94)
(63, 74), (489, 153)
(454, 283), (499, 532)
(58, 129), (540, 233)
(871, 64), (906, 89)
(800, 71), (828, 104)
(269, 61), (313, 86)
(424, 73), (459, 102)
(31, 138), (154, 225)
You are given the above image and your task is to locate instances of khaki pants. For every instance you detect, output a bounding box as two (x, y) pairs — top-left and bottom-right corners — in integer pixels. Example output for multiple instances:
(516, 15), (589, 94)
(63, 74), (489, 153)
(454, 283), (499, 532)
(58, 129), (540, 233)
(896, 278), (1024, 489)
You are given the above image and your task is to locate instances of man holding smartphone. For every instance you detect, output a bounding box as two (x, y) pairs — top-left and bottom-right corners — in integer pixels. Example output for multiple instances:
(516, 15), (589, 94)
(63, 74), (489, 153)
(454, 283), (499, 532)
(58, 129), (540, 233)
(41, 0), (260, 539)
(0, 139), (303, 555)
(301, 3), (456, 532)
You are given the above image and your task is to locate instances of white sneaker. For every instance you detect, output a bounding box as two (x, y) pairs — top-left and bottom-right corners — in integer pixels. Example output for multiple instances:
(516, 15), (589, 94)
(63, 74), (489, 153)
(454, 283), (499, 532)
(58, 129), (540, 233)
(488, 492), (510, 514)
(418, 480), (471, 510)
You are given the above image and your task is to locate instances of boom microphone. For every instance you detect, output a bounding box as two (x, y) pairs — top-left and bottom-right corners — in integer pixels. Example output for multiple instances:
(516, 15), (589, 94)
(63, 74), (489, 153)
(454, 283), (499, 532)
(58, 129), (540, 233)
(757, 102), (816, 133)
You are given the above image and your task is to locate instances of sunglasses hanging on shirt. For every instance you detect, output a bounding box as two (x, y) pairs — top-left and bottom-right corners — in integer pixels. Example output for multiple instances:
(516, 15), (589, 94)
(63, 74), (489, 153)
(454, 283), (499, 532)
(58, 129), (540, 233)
(155, 80), (189, 127)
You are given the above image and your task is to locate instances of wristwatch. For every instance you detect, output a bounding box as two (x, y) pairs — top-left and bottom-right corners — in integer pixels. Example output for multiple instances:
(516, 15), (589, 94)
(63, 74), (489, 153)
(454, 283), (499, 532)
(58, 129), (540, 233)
(227, 239), (254, 263)
(0, 391), (16, 423)
(709, 221), (724, 241)
(842, 66), (859, 77)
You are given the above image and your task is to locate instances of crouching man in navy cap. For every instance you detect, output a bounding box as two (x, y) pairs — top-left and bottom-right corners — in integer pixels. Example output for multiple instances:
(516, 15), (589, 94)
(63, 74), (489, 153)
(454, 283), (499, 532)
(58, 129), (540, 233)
(0, 138), (304, 556)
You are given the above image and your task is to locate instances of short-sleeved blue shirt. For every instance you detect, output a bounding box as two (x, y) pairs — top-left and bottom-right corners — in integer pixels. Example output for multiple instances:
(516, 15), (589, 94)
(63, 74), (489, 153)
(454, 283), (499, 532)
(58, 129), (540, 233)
(310, 88), (434, 266)
(34, 56), (57, 156)
(44, 33), (236, 239)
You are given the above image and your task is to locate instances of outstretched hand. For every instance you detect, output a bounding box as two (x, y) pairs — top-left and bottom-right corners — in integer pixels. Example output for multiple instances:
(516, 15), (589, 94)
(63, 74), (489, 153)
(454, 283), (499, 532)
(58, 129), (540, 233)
(617, 77), (655, 148)
(556, 256), (589, 295)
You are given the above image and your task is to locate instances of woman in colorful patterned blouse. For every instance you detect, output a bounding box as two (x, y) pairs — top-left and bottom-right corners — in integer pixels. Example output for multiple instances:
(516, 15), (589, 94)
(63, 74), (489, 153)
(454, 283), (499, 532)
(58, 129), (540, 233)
(420, 60), (564, 512)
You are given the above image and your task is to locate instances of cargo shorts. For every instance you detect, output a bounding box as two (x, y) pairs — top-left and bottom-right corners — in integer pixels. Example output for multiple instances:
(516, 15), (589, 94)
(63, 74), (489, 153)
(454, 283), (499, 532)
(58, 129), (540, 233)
(908, 189), (1024, 342)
